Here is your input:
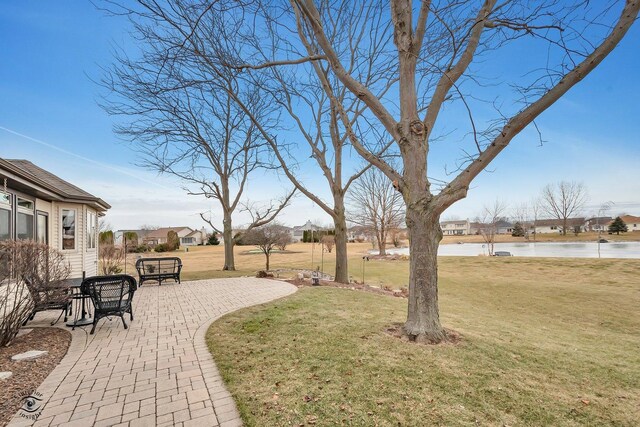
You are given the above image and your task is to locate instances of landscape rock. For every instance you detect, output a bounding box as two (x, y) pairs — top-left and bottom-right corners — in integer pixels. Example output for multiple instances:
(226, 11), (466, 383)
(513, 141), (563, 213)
(11, 350), (48, 361)
(0, 371), (12, 380)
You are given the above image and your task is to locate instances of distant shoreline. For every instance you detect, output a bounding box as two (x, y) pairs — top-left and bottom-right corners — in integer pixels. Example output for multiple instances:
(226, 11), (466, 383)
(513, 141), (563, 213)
(440, 232), (640, 245)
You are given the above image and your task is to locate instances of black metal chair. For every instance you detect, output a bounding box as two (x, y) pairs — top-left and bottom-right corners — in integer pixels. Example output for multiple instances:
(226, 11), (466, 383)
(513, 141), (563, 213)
(81, 275), (137, 334)
(23, 276), (72, 326)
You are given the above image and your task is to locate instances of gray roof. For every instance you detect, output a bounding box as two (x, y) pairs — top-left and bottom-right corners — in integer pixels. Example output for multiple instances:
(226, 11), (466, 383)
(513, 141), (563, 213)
(0, 158), (110, 210)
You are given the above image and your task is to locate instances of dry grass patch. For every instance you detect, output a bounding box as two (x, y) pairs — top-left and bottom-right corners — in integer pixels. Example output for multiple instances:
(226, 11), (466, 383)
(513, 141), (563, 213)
(207, 258), (640, 426)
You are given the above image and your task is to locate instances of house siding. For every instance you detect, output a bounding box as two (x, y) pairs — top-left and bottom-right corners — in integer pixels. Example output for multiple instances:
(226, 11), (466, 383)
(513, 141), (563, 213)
(54, 202), (98, 278)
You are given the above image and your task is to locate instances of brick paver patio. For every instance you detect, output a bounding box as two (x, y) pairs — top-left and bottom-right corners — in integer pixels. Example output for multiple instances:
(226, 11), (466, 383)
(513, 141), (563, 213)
(8, 278), (297, 427)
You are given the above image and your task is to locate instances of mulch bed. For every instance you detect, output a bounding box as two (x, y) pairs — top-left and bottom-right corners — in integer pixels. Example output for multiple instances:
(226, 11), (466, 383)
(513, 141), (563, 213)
(0, 328), (71, 426)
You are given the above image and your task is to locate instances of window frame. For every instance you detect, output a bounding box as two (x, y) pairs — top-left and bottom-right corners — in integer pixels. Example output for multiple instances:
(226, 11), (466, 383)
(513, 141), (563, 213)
(86, 210), (97, 251)
(36, 211), (49, 245)
(0, 191), (11, 241)
(15, 195), (35, 241)
(61, 208), (77, 251)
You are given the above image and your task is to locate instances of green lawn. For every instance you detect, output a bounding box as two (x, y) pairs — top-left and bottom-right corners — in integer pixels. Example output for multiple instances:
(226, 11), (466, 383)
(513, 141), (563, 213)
(207, 257), (640, 426)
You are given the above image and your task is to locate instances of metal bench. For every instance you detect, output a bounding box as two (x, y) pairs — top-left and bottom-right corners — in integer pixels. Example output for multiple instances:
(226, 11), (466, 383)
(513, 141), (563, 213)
(135, 257), (182, 286)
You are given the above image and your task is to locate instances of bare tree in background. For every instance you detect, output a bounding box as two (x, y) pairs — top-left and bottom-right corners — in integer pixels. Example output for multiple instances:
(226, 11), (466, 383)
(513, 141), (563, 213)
(476, 200), (507, 256)
(530, 198), (543, 242)
(98, 218), (111, 233)
(242, 224), (292, 271)
(184, 2), (394, 283)
(321, 235), (335, 253)
(512, 203), (530, 240)
(348, 167), (405, 256)
(101, 30), (294, 270)
(99, 244), (124, 275)
(102, 0), (640, 343)
(541, 181), (588, 236)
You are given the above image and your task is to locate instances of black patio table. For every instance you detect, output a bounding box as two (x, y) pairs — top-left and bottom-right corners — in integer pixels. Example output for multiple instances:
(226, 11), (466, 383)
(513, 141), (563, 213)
(64, 276), (94, 328)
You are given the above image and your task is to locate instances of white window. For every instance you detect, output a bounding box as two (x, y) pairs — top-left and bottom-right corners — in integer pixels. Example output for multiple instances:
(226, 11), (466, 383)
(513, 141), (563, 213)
(37, 212), (48, 244)
(62, 209), (76, 250)
(16, 197), (34, 240)
(0, 192), (11, 241)
(87, 211), (96, 250)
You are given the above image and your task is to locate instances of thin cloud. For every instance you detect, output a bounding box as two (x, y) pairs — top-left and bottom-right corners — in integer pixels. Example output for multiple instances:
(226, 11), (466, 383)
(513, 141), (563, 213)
(0, 125), (174, 190)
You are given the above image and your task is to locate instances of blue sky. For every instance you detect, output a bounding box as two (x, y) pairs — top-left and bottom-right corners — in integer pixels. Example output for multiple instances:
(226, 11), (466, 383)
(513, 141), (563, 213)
(1, 2), (639, 230)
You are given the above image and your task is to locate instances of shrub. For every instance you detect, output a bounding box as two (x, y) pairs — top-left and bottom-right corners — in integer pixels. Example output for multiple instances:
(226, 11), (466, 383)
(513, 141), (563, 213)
(208, 234), (220, 245)
(512, 222), (525, 237)
(167, 230), (180, 250)
(99, 244), (124, 275)
(123, 231), (139, 250)
(0, 241), (70, 346)
(256, 270), (274, 278)
(132, 244), (151, 253)
(99, 230), (114, 245)
(234, 232), (247, 245)
(321, 235), (335, 253)
(154, 243), (171, 252)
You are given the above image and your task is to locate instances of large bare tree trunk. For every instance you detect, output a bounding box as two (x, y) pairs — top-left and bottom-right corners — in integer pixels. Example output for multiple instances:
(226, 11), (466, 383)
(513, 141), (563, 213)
(223, 214), (235, 271)
(404, 204), (445, 343)
(333, 198), (349, 284)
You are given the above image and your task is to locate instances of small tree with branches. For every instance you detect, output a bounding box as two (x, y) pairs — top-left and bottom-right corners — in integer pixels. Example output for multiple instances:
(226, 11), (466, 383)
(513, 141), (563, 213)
(541, 181), (588, 236)
(476, 200), (507, 256)
(348, 167), (405, 256)
(242, 224), (292, 271)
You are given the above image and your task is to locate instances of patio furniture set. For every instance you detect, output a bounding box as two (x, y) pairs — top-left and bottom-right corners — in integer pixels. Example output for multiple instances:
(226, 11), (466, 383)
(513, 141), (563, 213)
(22, 257), (182, 334)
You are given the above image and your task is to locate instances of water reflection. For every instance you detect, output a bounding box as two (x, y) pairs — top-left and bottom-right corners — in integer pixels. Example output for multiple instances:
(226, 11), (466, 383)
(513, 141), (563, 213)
(382, 242), (640, 259)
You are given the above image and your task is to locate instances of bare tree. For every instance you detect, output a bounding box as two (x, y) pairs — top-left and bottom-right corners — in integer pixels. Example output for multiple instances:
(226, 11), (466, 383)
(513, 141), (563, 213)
(476, 200), (507, 256)
(541, 181), (588, 236)
(181, 1), (394, 283)
(512, 202), (530, 240)
(100, 18), (294, 270)
(321, 234), (335, 253)
(98, 218), (112, 233)
(242, 224), (292, 271)
(280, 0), (638, 343)
(348, 167), (405, 256)
(1, 241), (70, 346)
(530, 198), (543, 243)
(99, 244), (124, 275)
(104, 0), (639, 343)
(596, 201), (614, 257)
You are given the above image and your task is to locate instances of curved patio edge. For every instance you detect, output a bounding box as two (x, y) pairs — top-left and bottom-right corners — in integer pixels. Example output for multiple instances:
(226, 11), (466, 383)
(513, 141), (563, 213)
(191, 280), (297, 427)
(8, 278), (297, 427)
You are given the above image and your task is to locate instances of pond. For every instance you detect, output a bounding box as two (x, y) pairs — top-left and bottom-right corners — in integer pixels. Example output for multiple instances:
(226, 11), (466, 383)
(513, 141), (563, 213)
(380, 241), (640, 259)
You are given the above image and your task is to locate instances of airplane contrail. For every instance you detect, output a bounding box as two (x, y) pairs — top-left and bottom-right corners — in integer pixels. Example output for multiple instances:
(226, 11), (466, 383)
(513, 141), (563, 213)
(0, 125), (175, 190)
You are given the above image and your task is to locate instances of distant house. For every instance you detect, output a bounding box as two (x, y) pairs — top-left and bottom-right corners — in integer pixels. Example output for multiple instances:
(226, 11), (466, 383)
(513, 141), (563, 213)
(495, 220), (514, 235)
(440, 219), (470, 235)
(468, 220), (513, 235)
(143, 226), (207, 247)
(0, 158), (110, 277)
(291, 220), (322, 242)
(347, 225), (372, 242)
(535, 218), (586, 234)
(618, 215), (640, 232)
(114, 229), (152, 246)
(181, 228), (208, 246)
(585, 217), (613, 233)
